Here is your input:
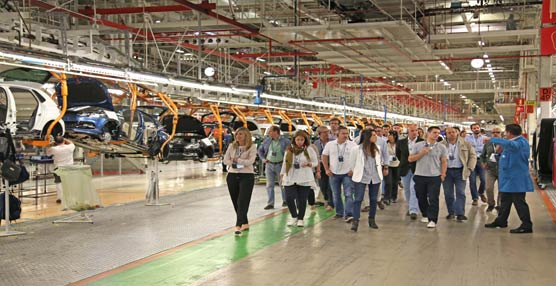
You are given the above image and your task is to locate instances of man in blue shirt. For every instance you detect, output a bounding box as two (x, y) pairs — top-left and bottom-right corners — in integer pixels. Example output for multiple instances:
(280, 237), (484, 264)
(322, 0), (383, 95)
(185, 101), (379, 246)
(258, 125), (290, 209)
(465, 123), (488, 205)
(484, 124), (533, 233)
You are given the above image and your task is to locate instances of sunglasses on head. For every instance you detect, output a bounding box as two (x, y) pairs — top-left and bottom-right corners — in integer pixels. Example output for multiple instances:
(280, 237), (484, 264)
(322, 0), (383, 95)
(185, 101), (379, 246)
(492, 131), (501, 134)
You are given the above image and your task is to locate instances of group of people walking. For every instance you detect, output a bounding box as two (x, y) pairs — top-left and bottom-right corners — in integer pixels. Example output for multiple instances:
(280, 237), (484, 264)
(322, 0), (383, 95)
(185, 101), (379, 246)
(223, 120), (534, 235)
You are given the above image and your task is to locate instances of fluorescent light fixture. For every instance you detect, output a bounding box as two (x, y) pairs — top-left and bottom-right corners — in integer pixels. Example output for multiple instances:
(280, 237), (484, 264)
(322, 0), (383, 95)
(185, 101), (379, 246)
(263, 71), (272, 75)
(175, 49), (185, 54)
(256, 57), (266, 62)
(483, 54), (489, 58)
(499, 115), (504, 121)
(108, 89), (125, 95)
(485, 59), (490, 63)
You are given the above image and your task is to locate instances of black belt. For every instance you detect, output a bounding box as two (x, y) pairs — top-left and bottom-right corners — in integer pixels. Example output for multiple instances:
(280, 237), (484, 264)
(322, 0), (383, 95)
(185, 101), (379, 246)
(269, 161), (283, 164)
(448, 167), (463, 169)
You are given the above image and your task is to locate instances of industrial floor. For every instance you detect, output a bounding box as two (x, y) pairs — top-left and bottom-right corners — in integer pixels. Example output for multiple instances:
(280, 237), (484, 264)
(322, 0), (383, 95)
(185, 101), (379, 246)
(1, 161), (555, 286)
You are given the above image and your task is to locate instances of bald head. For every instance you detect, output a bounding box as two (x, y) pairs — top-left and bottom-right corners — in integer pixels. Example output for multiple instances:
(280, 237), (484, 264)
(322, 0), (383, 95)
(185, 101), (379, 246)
(407, 124), (418, 140)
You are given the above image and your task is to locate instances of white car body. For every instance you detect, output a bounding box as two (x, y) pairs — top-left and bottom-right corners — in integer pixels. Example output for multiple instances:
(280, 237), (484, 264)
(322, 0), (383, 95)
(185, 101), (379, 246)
(0, 81), (65, 138)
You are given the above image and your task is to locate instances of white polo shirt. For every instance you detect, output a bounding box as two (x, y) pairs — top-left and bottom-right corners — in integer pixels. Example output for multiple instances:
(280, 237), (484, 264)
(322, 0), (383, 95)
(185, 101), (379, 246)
(322, 139), (357, 175)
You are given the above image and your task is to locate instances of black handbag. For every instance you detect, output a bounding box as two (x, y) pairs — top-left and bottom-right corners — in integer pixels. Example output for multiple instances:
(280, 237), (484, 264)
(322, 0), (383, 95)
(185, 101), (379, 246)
(9, 165), (29, 186)
(1, 130), (29, 185)
(1, 159), (21, 182)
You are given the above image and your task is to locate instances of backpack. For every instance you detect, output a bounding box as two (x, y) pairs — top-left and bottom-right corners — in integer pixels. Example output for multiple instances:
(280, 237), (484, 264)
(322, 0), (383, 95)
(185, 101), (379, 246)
(0, 192), (22, 223)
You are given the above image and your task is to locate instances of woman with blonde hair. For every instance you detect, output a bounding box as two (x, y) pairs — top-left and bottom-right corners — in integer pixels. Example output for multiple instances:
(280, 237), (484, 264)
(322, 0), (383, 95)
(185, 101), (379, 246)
(281, 130), (318, 227)
(223, 127), (257, 235)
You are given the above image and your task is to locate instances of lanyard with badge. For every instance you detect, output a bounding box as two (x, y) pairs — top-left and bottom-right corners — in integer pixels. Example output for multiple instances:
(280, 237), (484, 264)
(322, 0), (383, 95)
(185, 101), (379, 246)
(448, 142), (457, 160)
(337, 142), (346, 162)
(270, 140), (278, 156)
(489, 143), (499, 162)
(232, 146), (245, 169)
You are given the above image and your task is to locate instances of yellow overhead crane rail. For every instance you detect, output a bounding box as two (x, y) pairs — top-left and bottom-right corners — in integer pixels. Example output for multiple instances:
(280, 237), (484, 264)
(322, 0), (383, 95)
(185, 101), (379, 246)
(209, 104), (223, 158)
(230, 106), (248, 128)
(23, 71), (68, 147)
(311, 113), (323, 126)
(356, 118), (365, 129)
(137, 84), (178, 159)
(278, 110), (293, 133)
(300, 113), (311, 135)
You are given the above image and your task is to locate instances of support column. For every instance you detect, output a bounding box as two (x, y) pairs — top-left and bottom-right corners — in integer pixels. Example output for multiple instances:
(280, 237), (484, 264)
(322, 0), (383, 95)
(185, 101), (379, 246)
(527, 71), (538, 139)
(538, 56), (552, 120)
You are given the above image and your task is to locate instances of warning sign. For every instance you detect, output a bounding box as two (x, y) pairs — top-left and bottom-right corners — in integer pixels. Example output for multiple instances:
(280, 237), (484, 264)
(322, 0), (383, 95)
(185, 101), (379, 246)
(526, 100), (536, 113)
(540, 87), (552, 101)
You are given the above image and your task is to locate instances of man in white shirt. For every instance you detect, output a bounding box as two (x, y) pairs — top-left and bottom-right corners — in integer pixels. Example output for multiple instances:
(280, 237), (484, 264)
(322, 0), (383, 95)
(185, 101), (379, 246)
(46, 136), (75, 203)
(322, 126), (357, 221)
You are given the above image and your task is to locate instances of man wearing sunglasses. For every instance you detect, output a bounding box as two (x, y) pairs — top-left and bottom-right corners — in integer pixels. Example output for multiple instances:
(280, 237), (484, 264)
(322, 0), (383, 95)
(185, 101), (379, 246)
(480, 127), (503, 212)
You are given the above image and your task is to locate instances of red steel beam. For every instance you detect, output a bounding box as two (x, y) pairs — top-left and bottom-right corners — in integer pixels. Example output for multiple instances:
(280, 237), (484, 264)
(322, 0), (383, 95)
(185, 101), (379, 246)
(78, 3), (216, 15)
(28, 0), (288, 75)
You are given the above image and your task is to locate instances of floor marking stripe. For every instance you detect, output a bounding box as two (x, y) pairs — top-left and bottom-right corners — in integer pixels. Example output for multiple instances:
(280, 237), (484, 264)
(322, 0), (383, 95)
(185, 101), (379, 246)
(534, 176), (556, 223)
(72, 207), (334, 286)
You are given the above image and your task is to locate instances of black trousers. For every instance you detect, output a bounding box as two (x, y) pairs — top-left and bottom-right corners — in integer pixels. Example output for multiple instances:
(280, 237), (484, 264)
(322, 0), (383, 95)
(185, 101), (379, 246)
(384, 166), (400, 201)
(319, 162), (334, 207)
(226, 173), (255, 227)
(495, 192), (533, 229)
(285, 184), (310, 220)
(413, 175), (441, 223)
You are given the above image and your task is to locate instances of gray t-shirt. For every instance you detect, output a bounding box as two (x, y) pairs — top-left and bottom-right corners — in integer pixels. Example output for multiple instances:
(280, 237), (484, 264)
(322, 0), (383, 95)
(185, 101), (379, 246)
(411, 141), (448, 177)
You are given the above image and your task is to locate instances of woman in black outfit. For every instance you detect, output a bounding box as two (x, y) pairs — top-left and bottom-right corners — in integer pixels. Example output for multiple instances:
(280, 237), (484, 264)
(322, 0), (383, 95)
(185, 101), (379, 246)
(384, 130), (400, 204)
(223, 127), (258, 235)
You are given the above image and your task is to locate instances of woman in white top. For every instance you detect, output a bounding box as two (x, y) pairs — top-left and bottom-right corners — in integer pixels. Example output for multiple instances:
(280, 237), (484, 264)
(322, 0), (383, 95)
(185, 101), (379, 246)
(281, 130), (318, 227)
(348, 129), (385, 232)
(223, 127), (258, 235)
(384, 131), (401, 205)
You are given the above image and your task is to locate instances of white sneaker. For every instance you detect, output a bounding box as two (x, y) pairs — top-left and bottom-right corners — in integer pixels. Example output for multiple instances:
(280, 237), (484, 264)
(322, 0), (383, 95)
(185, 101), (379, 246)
(420, 217), (429, 223)
(297, 219), (304, 227)
(287, 218), (298, 226)
(427, 221), (436, 228)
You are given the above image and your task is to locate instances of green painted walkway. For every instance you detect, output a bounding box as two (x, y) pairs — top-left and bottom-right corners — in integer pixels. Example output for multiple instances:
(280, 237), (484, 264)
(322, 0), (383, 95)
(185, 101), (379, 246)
(86, 208), (334, 286)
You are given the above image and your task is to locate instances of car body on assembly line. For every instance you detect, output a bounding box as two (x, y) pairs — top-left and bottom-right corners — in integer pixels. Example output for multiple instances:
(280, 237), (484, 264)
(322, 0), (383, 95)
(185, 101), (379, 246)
(0, 81), (65, 139)
(162, 114), (215, 161)
(56, 78), (123, 142)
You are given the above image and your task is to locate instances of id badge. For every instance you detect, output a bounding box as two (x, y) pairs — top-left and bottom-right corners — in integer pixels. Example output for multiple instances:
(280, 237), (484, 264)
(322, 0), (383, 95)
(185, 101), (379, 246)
(271, 151), (277, 156)
(449, 154), (455, 160)
(338, 156), (344, 162)
(294, 162), (300, 169)
(489, 153), (497, 163)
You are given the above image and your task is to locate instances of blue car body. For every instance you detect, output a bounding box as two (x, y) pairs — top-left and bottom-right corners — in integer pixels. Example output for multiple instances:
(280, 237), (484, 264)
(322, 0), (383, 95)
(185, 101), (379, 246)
(56, 78), (122, 142)
(116, 107), (169, 156)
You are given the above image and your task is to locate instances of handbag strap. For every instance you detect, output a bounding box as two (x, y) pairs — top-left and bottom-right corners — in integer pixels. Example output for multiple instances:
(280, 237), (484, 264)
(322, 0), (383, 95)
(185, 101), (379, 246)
(3, 129), (17, 162)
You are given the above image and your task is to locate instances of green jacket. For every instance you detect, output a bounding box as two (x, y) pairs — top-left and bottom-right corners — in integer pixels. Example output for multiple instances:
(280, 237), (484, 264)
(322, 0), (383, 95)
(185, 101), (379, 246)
(480, 142), (498, 175)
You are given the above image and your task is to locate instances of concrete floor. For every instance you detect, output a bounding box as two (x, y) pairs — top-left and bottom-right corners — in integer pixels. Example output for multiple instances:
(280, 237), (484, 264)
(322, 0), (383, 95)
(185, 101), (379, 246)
(1, 161), (555, 286)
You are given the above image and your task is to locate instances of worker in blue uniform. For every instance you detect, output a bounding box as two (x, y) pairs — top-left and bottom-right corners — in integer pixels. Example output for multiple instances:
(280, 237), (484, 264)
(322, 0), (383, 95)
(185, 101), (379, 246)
(484, 124), (533, 233)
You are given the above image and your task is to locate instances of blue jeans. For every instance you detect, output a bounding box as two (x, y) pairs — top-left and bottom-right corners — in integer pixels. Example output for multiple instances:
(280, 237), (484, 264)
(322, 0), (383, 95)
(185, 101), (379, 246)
(265, 162), (285, 206)
(353, 182), (380, 220)
(469, 160), (486, 200)
(330, 173), (354, 217)
(442, 168), (467, 215)
(401, 169), (419, 214)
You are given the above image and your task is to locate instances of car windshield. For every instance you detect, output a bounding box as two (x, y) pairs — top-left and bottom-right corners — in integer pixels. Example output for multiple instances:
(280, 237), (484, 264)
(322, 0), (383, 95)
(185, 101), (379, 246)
(0, 68), (52, 83)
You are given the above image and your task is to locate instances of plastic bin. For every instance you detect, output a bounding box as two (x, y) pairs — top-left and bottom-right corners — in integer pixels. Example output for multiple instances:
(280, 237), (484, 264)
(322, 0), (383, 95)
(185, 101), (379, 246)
(54, 165), (101, 211)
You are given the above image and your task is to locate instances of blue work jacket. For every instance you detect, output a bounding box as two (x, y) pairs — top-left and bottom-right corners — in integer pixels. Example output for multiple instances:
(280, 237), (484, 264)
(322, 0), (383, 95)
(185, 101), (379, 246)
(490, 136), (533, 193)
